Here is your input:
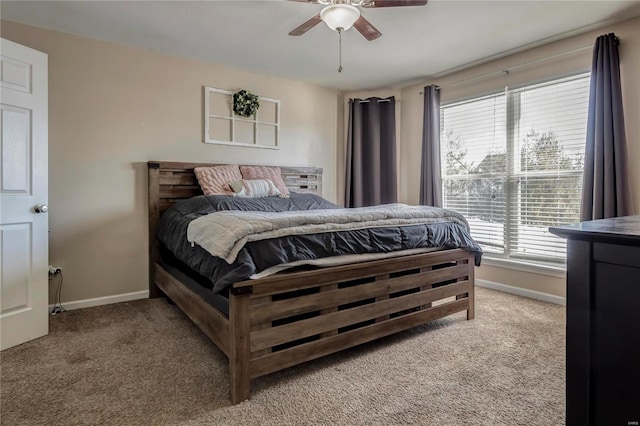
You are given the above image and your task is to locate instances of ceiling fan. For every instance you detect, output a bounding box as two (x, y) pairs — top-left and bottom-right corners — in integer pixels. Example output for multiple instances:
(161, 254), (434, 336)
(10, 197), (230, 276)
(288, 0), (429, 42)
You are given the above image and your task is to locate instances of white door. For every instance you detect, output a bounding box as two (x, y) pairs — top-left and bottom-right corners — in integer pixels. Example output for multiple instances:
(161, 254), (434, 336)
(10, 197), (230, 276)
(0, 38), (48, 350)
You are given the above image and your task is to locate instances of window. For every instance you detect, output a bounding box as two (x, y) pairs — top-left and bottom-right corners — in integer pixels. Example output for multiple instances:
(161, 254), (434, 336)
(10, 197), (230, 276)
(440, 74), (590, 263)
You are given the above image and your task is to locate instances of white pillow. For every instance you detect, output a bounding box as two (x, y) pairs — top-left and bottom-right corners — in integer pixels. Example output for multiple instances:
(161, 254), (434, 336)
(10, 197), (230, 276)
(228, 179), (282, 198)
(240, 165), (290, 197)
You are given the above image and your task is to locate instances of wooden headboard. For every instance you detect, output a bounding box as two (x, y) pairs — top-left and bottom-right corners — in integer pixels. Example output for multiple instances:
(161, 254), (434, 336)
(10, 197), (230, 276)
(147, 161), (323, 297)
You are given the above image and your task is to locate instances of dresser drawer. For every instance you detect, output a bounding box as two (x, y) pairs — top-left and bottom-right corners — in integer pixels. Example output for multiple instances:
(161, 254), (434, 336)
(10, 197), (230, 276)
(593, 242), (640, 268)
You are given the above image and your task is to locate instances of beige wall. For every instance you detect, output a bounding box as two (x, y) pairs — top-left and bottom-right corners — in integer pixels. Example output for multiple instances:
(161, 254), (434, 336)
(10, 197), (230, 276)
(399, 16), (640, 297)
(1, 21), (339, 304)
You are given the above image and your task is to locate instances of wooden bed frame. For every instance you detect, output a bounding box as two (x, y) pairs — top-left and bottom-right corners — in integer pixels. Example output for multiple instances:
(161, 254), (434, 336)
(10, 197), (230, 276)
(148, 161), (475, 404)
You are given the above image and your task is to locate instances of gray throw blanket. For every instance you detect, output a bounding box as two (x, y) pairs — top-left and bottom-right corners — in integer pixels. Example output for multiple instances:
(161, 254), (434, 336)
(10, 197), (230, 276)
(187, 203), (470, 263)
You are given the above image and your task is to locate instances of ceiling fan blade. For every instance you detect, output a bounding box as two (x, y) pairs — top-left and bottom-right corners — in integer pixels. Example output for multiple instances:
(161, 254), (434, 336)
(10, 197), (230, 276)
(363, 0), (428, 7)
(353, 16), (382, 41)
(288, 14), (323, 36)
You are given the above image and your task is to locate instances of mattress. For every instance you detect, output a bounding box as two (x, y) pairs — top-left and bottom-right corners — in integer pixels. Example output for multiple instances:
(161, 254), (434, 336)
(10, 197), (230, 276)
(159, 257), (230, 316)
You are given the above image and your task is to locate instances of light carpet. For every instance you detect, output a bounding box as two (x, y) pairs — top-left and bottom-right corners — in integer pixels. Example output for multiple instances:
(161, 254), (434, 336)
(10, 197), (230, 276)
(0, 287), (565, 425)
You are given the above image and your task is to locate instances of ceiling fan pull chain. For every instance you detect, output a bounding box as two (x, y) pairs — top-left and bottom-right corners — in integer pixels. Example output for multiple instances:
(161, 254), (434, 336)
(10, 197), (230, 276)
(338, 28), (343, 73)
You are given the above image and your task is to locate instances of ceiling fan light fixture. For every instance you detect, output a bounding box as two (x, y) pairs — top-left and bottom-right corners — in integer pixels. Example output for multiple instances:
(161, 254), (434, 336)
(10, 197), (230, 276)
(320, 4), (360, 32)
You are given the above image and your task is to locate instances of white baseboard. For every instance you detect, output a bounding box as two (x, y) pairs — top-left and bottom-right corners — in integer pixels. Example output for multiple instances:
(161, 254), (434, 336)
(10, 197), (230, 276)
(476, 279), (566, 306)
(50, 280), (564, 312)
(49, 290), (149, 313)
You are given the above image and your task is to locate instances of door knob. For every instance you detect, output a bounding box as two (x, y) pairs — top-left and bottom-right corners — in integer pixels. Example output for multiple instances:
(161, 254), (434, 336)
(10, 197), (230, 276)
(34, 204), (48, 213)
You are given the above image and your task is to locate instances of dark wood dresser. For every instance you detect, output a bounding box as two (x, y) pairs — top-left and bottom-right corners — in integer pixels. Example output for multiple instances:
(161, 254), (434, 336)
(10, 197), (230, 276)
(550, 216), (640, 426)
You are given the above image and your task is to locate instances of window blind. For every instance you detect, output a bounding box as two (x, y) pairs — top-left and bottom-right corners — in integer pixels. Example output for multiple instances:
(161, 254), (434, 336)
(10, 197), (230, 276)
(440, 73), (590, 263)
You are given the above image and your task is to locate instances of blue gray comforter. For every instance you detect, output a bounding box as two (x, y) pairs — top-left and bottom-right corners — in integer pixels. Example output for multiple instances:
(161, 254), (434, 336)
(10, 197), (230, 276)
(157, 193), (483, 294)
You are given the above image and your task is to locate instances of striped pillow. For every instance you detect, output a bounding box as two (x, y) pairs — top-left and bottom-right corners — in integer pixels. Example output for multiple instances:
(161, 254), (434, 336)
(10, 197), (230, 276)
(194, 165), (242, 196)
(229, 179), (281, 198)
(240, 165), (289, 197)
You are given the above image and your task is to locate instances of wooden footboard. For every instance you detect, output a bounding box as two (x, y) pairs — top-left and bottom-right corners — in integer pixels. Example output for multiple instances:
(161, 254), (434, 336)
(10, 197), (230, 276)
(228, 248), (474, 403)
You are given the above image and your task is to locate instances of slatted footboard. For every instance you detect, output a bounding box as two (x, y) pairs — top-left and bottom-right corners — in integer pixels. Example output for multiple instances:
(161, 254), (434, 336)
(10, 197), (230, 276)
(228, 248), (475, 403)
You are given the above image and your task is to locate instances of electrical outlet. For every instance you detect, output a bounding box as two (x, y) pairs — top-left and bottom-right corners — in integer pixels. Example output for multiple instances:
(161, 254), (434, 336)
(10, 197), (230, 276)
(49, 265), (62, 275)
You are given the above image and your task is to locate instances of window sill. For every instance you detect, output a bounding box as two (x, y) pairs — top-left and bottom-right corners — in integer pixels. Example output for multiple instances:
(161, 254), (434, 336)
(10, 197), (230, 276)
(480, 256), (566, 278)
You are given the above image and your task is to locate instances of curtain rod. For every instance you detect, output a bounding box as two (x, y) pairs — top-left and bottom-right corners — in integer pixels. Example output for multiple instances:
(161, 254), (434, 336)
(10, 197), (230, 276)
(356, 99), (394, 103)
(420, 45), (592, 94)
(354, 99), (398, 104)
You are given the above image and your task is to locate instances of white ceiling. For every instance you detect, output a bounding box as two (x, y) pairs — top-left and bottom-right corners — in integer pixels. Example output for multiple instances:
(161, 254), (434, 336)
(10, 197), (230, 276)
(2, 0), (640, 91)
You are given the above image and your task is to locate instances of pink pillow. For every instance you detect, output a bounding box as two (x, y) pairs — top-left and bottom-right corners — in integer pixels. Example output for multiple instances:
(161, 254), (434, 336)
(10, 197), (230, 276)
(194, 165), (242, 196)
(240, 166), (289, 197)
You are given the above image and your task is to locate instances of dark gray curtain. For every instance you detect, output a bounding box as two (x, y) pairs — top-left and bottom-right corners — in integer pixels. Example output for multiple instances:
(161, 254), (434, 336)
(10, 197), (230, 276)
(580, 33), (632, 221)
(419, 85), (442, 207)
(345, 96), (397, 207)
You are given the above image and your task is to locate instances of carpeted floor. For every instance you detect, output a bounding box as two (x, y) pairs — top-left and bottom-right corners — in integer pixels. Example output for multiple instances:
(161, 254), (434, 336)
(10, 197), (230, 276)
(0, 287), (565, 425)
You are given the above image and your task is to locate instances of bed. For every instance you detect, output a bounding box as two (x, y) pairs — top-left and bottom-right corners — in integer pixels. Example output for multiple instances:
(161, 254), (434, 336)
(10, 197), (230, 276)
(148, 161), (480, 404)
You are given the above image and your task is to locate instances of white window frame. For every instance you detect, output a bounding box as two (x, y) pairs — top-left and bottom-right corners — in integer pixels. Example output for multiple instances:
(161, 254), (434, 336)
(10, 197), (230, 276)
(440, 73), (590, 270)
(204, 86), (280, 149)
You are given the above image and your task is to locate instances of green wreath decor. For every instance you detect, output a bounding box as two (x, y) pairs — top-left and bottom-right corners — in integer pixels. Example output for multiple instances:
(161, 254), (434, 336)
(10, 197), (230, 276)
(232, 89), (260, 118)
